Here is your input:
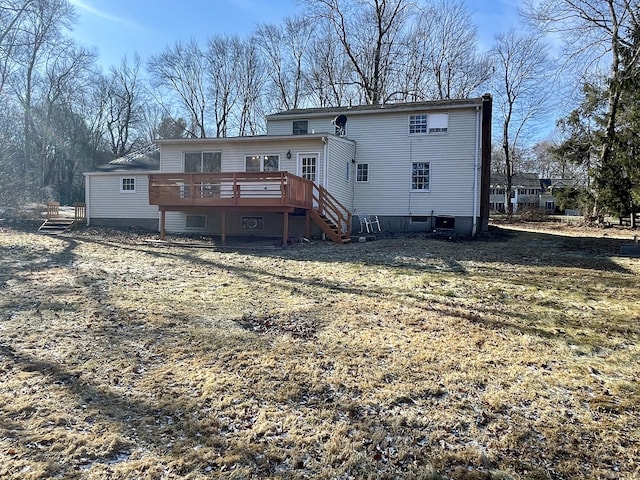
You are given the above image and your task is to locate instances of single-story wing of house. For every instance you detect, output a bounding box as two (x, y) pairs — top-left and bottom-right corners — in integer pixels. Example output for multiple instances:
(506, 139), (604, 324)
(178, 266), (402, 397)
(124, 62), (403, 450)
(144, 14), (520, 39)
(84, 95), (492, 243)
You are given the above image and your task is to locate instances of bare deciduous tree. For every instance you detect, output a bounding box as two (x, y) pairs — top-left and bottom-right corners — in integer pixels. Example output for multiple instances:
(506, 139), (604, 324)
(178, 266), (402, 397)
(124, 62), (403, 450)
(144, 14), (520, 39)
(305, 23), (356, 107)
(10, 0), (74, 178)
(148, 40), (208, 138)
(408, 0), (491, 100)
(492, 29), (553, 215)
(207, 35), (241, 137)
(525, 0), (640, 212)
(235, 37), (267, 136)
(255, 16), (315, 111)
(103, 54), (144, 157)
(304, 0), (413, 105)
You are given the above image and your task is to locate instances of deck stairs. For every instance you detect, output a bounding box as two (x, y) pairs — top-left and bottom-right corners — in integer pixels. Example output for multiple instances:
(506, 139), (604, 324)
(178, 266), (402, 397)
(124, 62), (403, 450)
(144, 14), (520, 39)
(310, 209), (351, 244)
(38, 218), (76, 235)
(308, 184), (352, 244)
(38, 202), (86, 235)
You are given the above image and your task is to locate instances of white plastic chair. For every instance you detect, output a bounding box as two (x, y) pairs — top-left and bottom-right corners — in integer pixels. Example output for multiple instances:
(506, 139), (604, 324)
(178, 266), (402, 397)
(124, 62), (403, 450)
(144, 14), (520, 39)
(358, 213), (381, 233)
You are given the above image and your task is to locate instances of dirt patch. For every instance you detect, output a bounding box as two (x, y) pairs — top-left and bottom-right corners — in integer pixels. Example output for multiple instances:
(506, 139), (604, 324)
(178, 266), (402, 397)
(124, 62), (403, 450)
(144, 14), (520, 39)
(1, 223), (639, 479)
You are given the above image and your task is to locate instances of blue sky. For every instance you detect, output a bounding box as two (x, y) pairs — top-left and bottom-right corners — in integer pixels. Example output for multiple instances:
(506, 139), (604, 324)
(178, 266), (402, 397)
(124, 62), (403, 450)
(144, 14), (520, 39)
(68, 0), (520, 70)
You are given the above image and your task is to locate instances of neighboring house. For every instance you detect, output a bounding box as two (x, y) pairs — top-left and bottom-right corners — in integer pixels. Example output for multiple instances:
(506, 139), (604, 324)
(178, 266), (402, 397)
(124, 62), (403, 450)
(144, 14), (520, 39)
(84, 95), (493, 242)
(490, 174), (575, 213)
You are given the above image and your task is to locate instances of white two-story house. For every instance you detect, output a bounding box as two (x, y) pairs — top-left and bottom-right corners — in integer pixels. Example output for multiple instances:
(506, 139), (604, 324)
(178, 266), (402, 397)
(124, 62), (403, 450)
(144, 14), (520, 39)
(84, 95), (492, 243)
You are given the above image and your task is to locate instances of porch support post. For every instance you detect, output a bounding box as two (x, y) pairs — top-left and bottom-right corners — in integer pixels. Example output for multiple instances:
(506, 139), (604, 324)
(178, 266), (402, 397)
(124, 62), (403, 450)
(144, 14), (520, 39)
(305, 210), (311, 239)
(159, 208), (166, 240)
(221, 211), (227, 244)
(283, 211), (289, 246)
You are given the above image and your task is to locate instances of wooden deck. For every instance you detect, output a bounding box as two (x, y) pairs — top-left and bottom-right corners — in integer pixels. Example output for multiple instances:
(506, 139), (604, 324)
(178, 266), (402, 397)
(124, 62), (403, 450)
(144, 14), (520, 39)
(148, 172), (313, 211)
(148, 172), (352, 244)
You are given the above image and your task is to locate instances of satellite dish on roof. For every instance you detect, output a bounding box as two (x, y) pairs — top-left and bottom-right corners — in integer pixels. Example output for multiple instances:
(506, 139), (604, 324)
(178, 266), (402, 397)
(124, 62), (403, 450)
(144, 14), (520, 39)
(333, 114), (347, 136)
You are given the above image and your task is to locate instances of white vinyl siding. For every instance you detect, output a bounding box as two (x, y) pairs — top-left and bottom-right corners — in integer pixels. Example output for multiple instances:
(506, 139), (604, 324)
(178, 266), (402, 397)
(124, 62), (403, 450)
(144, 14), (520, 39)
(325, 136), (356, 212)
(160, 141), (320, 176)
(86, 173), (158, 220)
(266, 108), (479, 217)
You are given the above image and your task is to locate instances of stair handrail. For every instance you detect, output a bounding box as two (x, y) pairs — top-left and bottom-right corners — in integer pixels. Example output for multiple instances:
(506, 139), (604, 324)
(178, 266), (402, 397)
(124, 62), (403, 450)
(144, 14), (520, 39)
(312, 183), (352, 239)
(47, 201), (60, 220)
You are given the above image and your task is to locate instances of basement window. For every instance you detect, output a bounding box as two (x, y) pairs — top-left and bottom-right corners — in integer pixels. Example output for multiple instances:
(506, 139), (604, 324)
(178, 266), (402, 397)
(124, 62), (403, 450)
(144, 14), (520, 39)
(186, 215), (207, 230)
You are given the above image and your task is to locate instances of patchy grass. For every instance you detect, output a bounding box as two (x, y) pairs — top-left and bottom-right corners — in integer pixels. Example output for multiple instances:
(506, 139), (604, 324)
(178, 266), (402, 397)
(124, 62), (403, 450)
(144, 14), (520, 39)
(0, 223), (639, 479)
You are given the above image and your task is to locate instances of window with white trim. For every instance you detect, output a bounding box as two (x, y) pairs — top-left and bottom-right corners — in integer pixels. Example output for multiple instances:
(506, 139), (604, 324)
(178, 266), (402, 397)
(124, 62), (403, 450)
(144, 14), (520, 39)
(428, 113), (448, 133)
(184, 152), (221, 172)
(409, 113), (448, 134)
(120, 177), (135, 193)
(411, 162), (430, 191)
(293, 120), (308, 135)
(409, 114), (428, 134)
(356, 163), (368, 182)
(245, 155), (279, 172)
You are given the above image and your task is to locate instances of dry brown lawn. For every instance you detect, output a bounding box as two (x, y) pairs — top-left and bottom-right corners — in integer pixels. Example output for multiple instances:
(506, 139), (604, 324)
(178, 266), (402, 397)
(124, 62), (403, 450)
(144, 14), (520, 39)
(0, 221), (639, 479)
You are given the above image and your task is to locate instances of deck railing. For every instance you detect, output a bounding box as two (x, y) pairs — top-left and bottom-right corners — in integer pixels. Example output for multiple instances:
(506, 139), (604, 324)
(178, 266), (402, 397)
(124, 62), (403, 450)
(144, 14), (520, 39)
(312, 184), (352, 240)
(148, 172), (314, 209)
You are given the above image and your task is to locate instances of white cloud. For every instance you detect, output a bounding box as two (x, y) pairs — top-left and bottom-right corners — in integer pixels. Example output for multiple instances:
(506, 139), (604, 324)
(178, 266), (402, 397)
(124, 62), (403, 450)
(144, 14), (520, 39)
(69, 0), (135, 26)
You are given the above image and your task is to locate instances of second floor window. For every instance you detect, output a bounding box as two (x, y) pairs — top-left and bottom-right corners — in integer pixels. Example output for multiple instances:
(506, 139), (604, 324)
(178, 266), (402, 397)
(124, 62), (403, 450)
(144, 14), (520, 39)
(293, 120), (308, 135)
(409, 113), (448, 134)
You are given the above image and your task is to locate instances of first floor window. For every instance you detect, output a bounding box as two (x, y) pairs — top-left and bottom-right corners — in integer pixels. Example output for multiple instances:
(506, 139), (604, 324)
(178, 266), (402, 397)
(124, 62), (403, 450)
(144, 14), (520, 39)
(245, 155), (279, 172)
(356, 163), (368, 182)
(120, 177), (135, 192)
(412, 162), (430, 191)
(185, 152), (221, 172)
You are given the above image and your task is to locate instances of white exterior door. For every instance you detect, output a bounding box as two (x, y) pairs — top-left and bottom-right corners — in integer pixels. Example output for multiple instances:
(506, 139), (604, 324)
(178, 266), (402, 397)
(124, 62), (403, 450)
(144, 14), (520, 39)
(297, 153), (318, 183)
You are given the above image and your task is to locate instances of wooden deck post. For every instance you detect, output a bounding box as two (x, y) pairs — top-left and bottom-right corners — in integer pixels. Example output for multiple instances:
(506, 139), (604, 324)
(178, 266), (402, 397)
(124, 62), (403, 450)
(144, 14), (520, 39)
(283, 211), (289, 245)
(305, 210), (311, 239)
(160, 208), (166, 240)
(221, 211), (227, 244)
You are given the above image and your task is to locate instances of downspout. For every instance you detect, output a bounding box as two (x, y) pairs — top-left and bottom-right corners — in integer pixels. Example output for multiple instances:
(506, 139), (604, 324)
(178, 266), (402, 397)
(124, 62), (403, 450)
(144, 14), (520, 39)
(472, 106), (481, 236)
(322, 136), (328, 189)
(84, 173), (91, 226)
(351, 140), (357, 213)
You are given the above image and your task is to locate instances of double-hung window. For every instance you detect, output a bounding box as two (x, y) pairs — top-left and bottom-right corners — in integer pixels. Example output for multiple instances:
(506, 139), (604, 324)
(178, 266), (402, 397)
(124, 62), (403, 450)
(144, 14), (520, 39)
(411, 162), (430, 191)
(293, 120), (308, 135)
(245, 155), (280, 172)
(356, 163), (369, 182)
(409, 114), (429, 134)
